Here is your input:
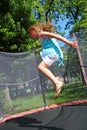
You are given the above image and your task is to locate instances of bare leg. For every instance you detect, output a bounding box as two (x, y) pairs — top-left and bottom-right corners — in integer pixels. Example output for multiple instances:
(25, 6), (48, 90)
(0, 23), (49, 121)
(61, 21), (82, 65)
(38, 61), (58, 85)
(38, 61), (64, 96)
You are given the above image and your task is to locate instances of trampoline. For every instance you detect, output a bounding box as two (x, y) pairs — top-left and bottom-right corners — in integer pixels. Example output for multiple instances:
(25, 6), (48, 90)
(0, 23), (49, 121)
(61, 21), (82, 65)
(0, 100), (87, 130)
(0, 44), (87, 130)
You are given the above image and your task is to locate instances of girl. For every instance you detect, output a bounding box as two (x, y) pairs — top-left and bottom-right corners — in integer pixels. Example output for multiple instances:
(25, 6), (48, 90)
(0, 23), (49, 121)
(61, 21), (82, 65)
(28, 22), (77, 97)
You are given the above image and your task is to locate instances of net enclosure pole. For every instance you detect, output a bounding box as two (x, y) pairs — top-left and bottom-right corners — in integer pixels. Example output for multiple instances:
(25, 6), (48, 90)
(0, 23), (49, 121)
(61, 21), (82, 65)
(73, 33), (87, 85)
(34, 50), (47, 107)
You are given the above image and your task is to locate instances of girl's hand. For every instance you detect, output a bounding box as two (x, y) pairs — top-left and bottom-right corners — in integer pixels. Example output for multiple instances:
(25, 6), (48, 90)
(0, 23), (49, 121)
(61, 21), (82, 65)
(71, 41), (78, 49)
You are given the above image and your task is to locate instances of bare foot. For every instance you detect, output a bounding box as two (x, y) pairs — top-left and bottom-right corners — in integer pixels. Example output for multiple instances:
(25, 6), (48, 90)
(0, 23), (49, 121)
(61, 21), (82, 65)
(54, 80), (64, 97)
(54, 77), (64, 91)
(55, 87), (62, 97)
(53, 77), (60, 91)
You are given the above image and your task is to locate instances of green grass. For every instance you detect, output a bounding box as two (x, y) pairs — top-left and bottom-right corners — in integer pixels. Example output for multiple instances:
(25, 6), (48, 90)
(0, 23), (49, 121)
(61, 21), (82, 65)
(5, 94), (44, 115)
(1, 81), (87, 116)
(45, 82), (87, 105)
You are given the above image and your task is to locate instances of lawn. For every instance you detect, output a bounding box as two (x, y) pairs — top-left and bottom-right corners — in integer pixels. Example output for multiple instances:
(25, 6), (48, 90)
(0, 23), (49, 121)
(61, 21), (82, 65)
(1, 82), (87, 116)
(45, 82), (87, 105)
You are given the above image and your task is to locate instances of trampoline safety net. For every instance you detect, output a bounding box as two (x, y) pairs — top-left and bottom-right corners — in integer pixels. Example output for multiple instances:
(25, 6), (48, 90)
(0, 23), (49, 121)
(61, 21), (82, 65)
(0, 44), (86, 119)
(0, 51), (43, 117)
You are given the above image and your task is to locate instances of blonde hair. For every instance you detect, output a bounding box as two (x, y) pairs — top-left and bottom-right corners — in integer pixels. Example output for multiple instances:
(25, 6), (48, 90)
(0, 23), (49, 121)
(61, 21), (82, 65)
(28, 21), (55, 34)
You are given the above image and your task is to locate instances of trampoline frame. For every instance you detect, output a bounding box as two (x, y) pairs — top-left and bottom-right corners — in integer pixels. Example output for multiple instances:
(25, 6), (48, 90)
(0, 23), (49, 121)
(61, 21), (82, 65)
(0, 99), (87, 124)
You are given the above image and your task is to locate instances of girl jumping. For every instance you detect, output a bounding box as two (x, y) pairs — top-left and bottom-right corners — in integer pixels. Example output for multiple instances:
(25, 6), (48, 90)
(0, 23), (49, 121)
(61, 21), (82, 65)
(28, 22), (77, 97)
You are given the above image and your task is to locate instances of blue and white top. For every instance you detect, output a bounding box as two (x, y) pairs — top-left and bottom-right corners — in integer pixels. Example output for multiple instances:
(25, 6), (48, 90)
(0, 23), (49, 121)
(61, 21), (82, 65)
(40, 38), (64, 66)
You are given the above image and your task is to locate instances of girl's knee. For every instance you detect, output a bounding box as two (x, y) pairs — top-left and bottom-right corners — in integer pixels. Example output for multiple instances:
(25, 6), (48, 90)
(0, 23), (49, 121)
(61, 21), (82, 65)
(38, 61), (49, 71)
(38, 64), (42, 70)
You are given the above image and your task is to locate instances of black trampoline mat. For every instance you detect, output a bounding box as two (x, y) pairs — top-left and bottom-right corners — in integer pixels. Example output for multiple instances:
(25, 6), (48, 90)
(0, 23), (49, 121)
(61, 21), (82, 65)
(0, 105), (87, 130)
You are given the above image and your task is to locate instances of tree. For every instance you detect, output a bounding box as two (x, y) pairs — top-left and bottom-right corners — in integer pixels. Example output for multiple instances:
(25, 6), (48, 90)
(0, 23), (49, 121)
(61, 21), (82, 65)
(0, 0), (37, 52)
(0, 0), (87, 52)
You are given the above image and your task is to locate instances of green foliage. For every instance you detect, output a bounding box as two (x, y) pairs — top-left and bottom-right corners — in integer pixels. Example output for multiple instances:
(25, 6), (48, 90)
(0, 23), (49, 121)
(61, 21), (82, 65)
(0, 0), (37, 52)
(66, 48), (81, 78)
(0, 0), (87, 52)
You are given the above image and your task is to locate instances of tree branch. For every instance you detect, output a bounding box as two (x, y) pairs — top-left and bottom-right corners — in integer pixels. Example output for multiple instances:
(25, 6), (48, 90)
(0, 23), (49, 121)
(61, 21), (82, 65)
(46, 0), (54, 21)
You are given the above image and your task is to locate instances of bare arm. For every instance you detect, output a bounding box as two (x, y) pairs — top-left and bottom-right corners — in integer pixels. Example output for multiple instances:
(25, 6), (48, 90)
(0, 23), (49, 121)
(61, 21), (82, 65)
(40, 31), (77, 49)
